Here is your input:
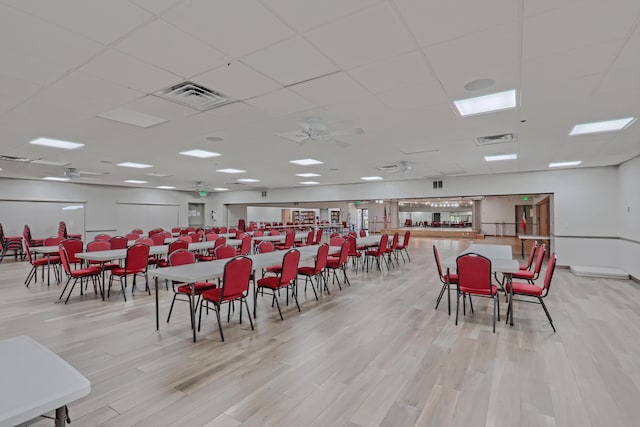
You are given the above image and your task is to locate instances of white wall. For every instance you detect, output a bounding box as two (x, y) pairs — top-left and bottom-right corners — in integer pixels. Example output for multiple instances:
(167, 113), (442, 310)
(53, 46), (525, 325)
(617, 156), (640, 278)
(247, 206), (282, 223)
(480, 196), (533, 236)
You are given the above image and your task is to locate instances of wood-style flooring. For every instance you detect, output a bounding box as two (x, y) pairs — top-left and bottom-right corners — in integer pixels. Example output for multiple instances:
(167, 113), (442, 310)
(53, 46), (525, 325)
(1, 237), (639, 427)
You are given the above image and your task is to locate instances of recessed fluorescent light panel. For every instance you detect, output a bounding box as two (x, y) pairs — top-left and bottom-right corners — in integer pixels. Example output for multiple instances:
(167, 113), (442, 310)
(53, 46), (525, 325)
(97, 108), (168, 128)
(117, 162), (152, 168)
(300, 181), (319, 185)
(156, 185), (176, 189)
(179, 149), (221, 158)
(216, 168), (245, 174)
(484, 154), (517, 162)
(549, 161), (582, 168)
(237, 178), (260, 183)
(569, 118), (636, 135)
(124, 180), (148, 184)
(453, 89), (517, 117)
(62, 205), (84, 211)
(213, 187), (229, 191)
(296, 173), (321, 177)
(289, 158), (323, 166)
(29, 137), (84, 150)
(360, 176), (383, 181)
(43, 177), (70, 181)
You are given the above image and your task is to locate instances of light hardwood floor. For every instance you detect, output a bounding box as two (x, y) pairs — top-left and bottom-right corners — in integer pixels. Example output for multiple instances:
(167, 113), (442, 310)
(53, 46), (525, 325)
(2, 237), (640, 427)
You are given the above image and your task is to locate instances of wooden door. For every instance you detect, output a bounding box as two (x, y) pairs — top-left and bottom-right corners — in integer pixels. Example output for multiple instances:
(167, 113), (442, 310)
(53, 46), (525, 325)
(537, 198), (550, 236)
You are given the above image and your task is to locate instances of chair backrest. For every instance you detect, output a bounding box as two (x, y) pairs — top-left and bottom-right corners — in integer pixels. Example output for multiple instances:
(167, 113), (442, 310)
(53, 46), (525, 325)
(169, 249), (195, 266)
(456, 253), (492, 292)
(336, 240), (349, 267)
(542, 253), (557, 293)
(24, 225), (33, 241)
(23, 238), (34, 264)
(524, 241), (537, 269)
(110, 236), (128, 249)
(136, 237), (154, 246)
(314, 243), (330, 273)
(215, 244), (236, 260)
(214, 236), (226, 248)
(330, 236), (344, 247)
(305, 231), (315, 245)
(167, 239), (189, 254)
(359, 230), (367, 237)
(238, 234), (252, 255)
(533, 244), (547, 275)
(125, 243), (150, 271)
(221, 256), (253, 299)
(402, 231), (410, 247)
(171, 227), (181, 234)
(45, 236), (64, 246)
(95, 233), (111, 241)
(284, 232), (294, 247)
(151, 233), (165, 246)
(279, 249), (301, 285)
(269, 229), (280, 236)
(178, 235), (192, 243)
(254, 230), (264, 237)
(257, 241), (274, 253)
(188, 232), (201, 242)
(378, 234), (389, 252)
(87, 240), (110, 252)
(205, 232), (218, 242)
(60, 239), (83, 264)
(314, 229), (323, 244)
(390, 233), (399, 250)
(125, 233), (140, 240)
(58, 246), (73, 276)
(219, 226), (227, 233)
(132, 228), (143, 235)
(348, 231), (357, 237)
(330, 232), (340, 238)
(433, 245), (444, 278)
(345, 235), (358, 256)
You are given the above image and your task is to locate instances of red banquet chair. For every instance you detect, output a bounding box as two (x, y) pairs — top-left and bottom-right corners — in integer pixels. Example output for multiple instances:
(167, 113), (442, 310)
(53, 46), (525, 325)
(255, 249), (301, 320)
(58, 243), (102, 304)
(456, 253), (500, 333)
(326, 239), (350, 290)
(198, 256), (254, 342)
(395, 231), (411, 263)
(108, 243), (150, 301)
(298, 243), (329, 300)
(433, 244), (458, 315)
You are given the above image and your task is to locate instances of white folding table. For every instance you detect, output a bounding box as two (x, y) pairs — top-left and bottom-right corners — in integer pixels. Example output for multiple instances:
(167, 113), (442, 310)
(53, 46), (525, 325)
(0, 336), (90, 427)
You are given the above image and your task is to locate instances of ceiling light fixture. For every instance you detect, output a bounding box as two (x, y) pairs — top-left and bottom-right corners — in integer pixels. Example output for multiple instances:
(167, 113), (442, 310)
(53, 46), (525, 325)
(296, 173), (321, 177)
(453, 89), (517, 117)
(549, 161), (582, 168)
(117, 162), (152, 168)
(156, 186), (176, 189)
(124, 180), (148, 184)
(300, 181), (319, 185)
(360, 176), (383, 181)
(29, 137), (84, 150)
(569, 118), (636, 135)
(216, 168), (245, 174)
(289, 158), (323, 166)
(179, 149), (221, 158)
(237, 178), (260, 183)
(484, 153), (517, 162)
(213, 187), (229, 191)
(43, 177), (71, 181)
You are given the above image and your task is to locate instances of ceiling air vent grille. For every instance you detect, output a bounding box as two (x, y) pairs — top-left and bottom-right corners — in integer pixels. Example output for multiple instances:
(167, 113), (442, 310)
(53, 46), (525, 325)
(154, 82), (233, 111)
(0, 154), (32, 163)
(475, 133), (517, 146)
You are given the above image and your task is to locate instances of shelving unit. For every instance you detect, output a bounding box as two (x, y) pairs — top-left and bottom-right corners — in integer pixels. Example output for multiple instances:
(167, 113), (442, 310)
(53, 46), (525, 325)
(291, 210), (316, 225)
(330, 210), (340, 224)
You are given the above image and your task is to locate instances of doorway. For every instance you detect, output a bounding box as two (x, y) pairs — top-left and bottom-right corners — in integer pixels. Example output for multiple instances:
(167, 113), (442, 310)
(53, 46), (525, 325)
(537, 197), (551, 236)
(357, 208), (369, 231)
(188, 203), (204, 227)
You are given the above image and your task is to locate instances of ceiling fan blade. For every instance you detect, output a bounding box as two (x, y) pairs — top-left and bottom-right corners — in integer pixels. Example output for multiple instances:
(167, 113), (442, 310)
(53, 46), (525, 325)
(277, 130), (310, 143)
(330, 128), (364, 137)
(333, 139), (352, 148)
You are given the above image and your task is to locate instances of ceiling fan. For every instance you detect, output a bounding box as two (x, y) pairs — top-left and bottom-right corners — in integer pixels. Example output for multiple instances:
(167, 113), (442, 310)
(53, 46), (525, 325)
(277, 117), (364, 148)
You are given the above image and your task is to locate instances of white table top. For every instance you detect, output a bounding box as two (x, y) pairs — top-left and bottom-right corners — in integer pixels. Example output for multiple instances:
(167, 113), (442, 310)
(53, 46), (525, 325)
(442, 244), (520, 273)
(30, 245), (60, 254)
(518, 235), (551, 240)
(77, 241), (219, 262)
(253, 233), (308, 242)
(148, 245), (330, 283)
(0, 336), (90, 427)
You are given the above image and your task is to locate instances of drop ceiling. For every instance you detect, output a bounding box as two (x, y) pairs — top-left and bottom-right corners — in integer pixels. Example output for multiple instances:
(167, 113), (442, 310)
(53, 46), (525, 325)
(0, 0), (638, 192)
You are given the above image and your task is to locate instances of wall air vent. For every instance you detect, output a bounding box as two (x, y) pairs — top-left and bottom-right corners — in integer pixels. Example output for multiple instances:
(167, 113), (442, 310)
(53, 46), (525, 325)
(154, 81), (233, 111)
(0, 154), (32, 163)
(475, 133), (517, 146)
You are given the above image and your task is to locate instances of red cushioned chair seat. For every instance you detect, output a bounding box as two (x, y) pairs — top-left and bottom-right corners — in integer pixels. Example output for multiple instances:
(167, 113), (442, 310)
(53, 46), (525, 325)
(176, 282), (217, 295)
(157, 260), (169, 268)
(442, 273), (458, 283)
(265, 265), (281, 273)
(201, 287), (243, 303)
(506, 281), (543, 296)
(33, 256), (60, 266)
(460, 284), (498, 296)
(198, 255), (214, 262)
(111, 267), (145, 276)
(365, 250), (382, 256)
(297, 266), (316, 275)
(326, 258), (341, 269)
(512, 270), (535, 280)
(519, 264), (528, 270)
(70, 266), (102, 278)
(257, 276), (280, 289)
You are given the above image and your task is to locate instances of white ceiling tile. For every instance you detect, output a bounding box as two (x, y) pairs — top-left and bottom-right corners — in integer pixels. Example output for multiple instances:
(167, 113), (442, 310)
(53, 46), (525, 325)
(113, 20), (229, 79)
(395, 0), (518, 47)
(241, 36), (339, 86)
(0, 75), (41, 115)
(289, 72), (369, 106)
(523, 0), (640, 60)
(262, 0), (378, 32)
(125, 95), (197, 120)
(304, 2), (415, 70)
(245, 89), (316, 116)
(376, 81), (448, 111)
(130, 0), (183, 15)
(163, 0), (294, 58)
(424, 23), (520, 98)
(97, 107), (168, 128)
(349, 50), (436, 94)
(193, 62), (281, 100)
(79, 49), (181, 93)
(51, 71), (144, 106)
(2, 0), (153, 45)
(0, 46), (69, 86)
(0, 4), (103, 69)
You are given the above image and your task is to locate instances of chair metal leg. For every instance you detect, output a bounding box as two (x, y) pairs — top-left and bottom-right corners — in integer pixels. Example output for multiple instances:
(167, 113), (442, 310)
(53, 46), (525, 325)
(469, 295), (474, 314)
(435, 282), (448, 309)
(493, 295), (496, 333)
(215, 303), (224, 342)
(455, 291), (461, 325)
(166, 294), (178, 323)
(244, 298), (254, 330)
(273, 291), (284, 320)
(539, 298), (556, 332)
